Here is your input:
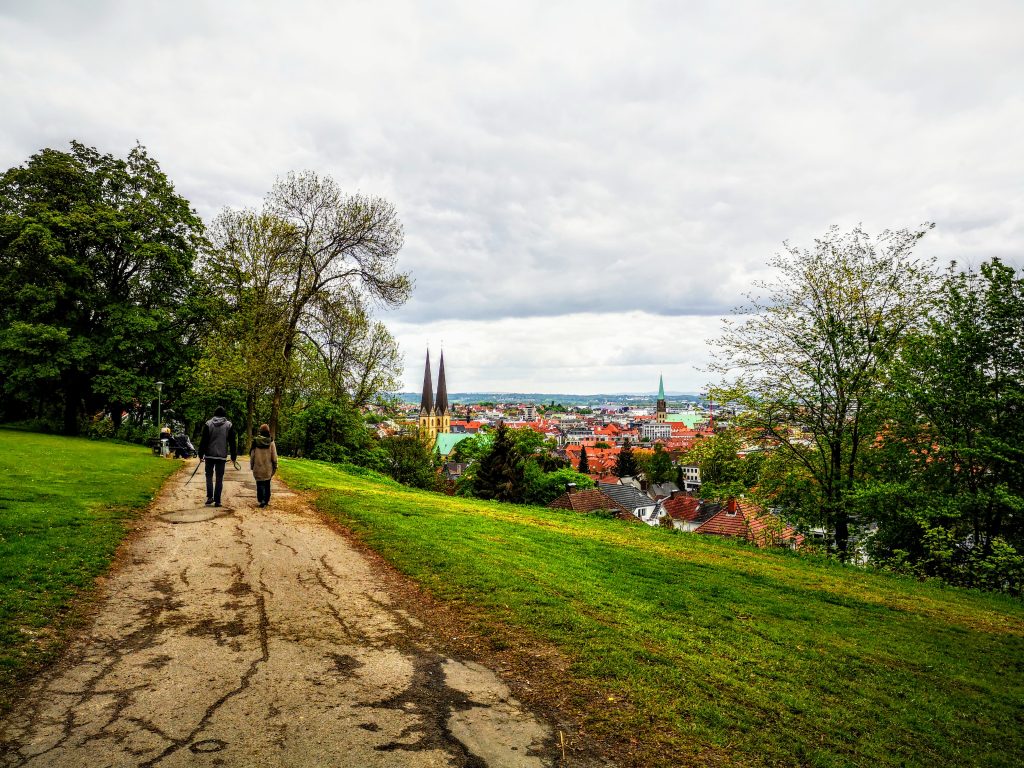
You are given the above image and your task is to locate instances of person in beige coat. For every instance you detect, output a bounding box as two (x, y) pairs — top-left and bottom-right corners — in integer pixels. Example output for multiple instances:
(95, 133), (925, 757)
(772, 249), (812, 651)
(250, 423), (278, 508)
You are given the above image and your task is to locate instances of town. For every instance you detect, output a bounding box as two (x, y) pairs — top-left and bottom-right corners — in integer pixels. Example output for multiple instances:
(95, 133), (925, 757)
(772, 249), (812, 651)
(373, 350), (804, 549)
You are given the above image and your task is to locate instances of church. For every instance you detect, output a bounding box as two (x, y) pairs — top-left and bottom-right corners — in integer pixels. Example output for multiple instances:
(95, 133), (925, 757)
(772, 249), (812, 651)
(418, 349), (450, 444)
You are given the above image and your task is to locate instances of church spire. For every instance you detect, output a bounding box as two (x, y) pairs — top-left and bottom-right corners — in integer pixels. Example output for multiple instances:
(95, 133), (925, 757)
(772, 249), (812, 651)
(435, 350), (449, 415)
(656, 373), (667, 424)
(420, 349), (433, 413)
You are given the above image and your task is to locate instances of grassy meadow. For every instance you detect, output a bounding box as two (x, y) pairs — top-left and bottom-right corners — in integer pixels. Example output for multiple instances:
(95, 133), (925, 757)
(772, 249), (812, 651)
(282, 459), (1024, 768)
(0, 429), (178, 710)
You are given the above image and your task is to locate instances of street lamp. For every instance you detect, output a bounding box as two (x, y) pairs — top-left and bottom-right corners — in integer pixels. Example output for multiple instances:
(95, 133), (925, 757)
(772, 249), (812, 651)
(155, 381), (164, 435)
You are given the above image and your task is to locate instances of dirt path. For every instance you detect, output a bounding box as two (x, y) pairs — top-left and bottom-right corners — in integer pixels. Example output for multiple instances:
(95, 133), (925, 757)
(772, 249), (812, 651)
(0, 463), (560, 767)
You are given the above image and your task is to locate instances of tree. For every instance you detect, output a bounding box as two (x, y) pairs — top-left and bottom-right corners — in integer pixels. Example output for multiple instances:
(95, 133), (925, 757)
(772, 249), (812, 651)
(198, 209), (294, 446)
(378, 434), (435, 489)
(882, 259), (1024, 557)
(710, 225), (935, 558)
(0, 142), (204, 434)
(263, 171), (411, 435)
(473, 424), (526, 502)
(522, 466), (595, 506)
(680, 431), (762, 500)
(577, 445), (590, 474)
(615, 438), (639, 478)
(300, 292), (403, 408)
(645, 443), (674, 484)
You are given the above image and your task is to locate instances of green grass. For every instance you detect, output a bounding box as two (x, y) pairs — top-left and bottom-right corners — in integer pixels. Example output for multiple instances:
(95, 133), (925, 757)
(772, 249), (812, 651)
(282, 459), (1024, 768)
(0, 429), (178, 709)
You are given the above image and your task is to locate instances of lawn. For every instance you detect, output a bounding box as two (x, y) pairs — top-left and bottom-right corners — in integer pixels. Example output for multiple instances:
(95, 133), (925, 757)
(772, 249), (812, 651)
(0, 429), (179, 711)
(282, 459), (1024, 768)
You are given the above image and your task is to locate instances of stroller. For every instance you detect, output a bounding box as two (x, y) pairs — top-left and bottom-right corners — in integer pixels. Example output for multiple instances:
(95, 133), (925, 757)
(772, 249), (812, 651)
(171, 434), (196, 459)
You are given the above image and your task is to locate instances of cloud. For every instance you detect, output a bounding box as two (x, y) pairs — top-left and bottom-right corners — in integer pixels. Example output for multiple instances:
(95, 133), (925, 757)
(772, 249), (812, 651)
(1, 0), (1022, 391)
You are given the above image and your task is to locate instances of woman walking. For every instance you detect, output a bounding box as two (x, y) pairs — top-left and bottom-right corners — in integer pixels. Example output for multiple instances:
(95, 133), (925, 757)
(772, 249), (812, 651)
(250, 423), (278, 508)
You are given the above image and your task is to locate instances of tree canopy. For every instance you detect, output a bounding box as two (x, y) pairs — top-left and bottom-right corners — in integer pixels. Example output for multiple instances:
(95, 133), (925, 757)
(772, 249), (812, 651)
(0, 142), (205, 434)
(711, 225), (936, 558)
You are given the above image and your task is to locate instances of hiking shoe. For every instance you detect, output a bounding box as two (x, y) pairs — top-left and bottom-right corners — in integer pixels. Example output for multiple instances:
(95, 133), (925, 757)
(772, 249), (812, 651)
(204, 499), (214, 506)
(214, 502), (221, 508)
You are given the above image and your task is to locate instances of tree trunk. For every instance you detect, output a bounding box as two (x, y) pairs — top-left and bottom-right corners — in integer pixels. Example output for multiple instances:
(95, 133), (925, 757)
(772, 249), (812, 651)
(270, 385), (282, 439)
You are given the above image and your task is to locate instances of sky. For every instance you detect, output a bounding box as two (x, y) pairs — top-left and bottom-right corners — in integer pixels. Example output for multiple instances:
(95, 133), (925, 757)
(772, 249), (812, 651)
(2, 0), (1022, 394)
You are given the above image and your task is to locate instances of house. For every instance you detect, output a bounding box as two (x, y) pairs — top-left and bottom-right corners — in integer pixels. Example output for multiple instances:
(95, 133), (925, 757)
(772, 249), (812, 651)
(599, 482), (661, 526)
(678, 464), (700, 492)
(547, 488), (635, 522)
(693, 498), (804, 548)
(442, 462), (469, 482)
(647, 481), (680, 500)
(661, 494), (721, 532)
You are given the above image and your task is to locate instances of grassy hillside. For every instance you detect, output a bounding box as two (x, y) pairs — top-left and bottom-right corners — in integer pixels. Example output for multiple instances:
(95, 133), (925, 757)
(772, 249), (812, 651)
(282, 459), (1024, 768)
(0, 429), (179, 710)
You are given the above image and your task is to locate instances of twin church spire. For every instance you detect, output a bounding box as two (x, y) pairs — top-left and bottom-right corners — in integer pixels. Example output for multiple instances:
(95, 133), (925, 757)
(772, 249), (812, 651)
(419, 349), (450, 443)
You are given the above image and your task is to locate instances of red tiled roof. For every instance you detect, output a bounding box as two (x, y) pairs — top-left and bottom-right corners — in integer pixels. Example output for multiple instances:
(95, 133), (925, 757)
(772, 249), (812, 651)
(661, 495), (701, 521)
(694, 499), (804, 548)
(548, 489), (630, 516)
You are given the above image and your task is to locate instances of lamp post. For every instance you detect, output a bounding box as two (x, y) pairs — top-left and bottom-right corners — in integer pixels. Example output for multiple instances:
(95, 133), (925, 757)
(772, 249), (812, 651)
(155, 381), (164, 435)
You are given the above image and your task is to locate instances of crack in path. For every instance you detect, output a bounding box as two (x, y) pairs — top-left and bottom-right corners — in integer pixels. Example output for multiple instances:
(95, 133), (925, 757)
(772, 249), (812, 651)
(0, 463), (567, 767)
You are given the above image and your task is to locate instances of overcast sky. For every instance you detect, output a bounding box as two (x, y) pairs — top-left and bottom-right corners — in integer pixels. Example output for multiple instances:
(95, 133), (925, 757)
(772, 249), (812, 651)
(2, 1), (1022, 394)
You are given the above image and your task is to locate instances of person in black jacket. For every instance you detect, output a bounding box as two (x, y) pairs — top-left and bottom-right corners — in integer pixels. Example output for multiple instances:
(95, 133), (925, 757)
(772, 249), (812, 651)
(197, 406), (237, 507)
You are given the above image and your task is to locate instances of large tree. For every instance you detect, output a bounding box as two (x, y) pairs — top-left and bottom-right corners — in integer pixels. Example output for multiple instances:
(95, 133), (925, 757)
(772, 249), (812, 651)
(886, 258), (1024, 553)
(473, 424), (526, 502)
(198, 209), (294, 445)
(615, 438), (639, 478)
(0, 142), (204, 433)
(264, 172), (410, 435)
(711, 225), (935, 558)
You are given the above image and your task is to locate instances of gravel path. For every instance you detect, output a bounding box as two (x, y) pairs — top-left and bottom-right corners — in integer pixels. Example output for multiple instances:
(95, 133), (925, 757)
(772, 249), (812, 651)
(0, 462), (555, 767)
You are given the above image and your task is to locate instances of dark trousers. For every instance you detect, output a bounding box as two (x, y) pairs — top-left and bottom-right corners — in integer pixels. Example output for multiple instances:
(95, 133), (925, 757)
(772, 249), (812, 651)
(205, 459), (226, 503)
(256, 479), (271, 505)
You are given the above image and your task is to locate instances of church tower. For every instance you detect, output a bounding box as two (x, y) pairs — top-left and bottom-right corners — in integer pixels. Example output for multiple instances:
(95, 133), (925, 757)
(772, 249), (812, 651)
(418, 348), (451, 445)
(656, 374), (667, 424)
(419, 349), (435, 443)
(435, 350), (451, 436)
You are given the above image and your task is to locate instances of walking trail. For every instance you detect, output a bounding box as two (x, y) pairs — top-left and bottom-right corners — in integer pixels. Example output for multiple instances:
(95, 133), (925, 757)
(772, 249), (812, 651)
(0, 463), (563, 767)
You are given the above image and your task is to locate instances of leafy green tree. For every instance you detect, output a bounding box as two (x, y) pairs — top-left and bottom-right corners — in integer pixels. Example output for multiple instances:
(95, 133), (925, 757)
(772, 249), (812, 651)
(473, 423), (525, 502)
(710, 225), (935, 558)
(0, 142), (204, 434)
(645, 443), (674, 484)
(275, 396), (373, 463)
(522, 466), (595, 505)
(681, 431), (765, 500)
(874, 259), (1024, 567)
(378, 434), (436, 489)
(198, 209), (293, 446)
(577, 445), (590, 474)
(615, 438), (640, 478)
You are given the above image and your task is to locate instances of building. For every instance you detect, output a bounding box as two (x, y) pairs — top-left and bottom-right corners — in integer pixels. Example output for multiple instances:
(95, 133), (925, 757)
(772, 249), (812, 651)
(640, 422), (672, 442)
(656, 374), (667, 424)
(418, 349), (451, 445)
(679, 464), (701, 491)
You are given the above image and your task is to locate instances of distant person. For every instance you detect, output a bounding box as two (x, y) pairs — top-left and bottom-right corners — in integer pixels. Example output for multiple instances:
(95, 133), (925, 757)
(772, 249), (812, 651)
(249, 423), (278, 508)
(198, 406), (236, 507)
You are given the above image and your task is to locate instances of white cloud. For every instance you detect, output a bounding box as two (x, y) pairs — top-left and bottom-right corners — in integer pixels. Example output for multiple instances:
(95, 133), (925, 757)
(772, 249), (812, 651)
(1, 0), (1022, 392)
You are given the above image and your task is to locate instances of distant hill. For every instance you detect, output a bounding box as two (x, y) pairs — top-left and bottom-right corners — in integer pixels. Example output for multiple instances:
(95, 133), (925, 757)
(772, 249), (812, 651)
(395, 391), (705, 406)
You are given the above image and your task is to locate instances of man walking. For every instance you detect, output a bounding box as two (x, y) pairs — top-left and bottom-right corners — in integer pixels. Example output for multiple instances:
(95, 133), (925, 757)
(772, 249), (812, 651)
(198, 406), (236, 507)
